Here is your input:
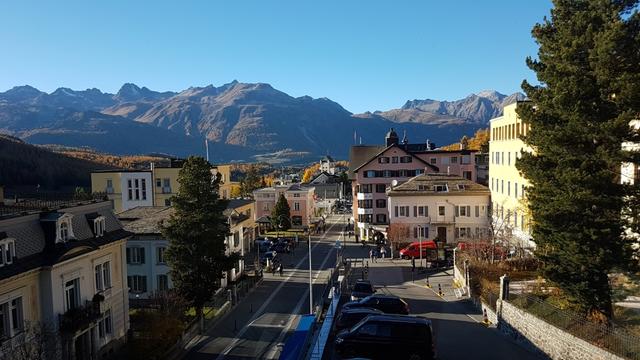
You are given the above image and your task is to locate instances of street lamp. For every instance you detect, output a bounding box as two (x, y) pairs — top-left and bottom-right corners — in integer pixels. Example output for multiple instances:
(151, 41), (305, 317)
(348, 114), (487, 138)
(308, 215), (313, 314)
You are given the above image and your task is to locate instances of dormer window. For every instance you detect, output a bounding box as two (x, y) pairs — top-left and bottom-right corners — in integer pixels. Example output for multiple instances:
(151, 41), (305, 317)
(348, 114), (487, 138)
(56, 214), (75, 243)
(0, 238), (16, 267)
(93, 216), (106, 237)
(434, 184), (448, 192)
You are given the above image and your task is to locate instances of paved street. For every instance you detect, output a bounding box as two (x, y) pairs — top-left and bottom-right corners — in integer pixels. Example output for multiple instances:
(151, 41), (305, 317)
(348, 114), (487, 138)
(186, 214), (347, 360)
(186, 213), (544, 360)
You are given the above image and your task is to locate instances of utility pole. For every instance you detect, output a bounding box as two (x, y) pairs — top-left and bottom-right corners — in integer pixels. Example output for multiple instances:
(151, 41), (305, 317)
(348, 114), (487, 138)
(308, 226), (313, 314)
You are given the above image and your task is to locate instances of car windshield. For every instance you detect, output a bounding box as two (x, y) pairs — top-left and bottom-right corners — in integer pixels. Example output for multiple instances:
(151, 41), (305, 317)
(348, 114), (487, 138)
(353, 283), (373, 292)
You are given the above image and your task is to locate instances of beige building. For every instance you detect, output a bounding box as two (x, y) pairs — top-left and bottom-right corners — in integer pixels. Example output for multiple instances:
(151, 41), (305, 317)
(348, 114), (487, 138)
(254, 185), (315, 227)
(222, 199), (256, 287)
(488, 102), (534, 248)
(387, 174), (491, 245)
(0, 199), (130, 359)
(92, 160), (235, 213)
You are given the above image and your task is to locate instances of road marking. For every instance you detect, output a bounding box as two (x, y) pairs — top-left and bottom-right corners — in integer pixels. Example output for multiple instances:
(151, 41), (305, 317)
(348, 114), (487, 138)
(215, 214), (343, 359)
(408, 281), (482, 324)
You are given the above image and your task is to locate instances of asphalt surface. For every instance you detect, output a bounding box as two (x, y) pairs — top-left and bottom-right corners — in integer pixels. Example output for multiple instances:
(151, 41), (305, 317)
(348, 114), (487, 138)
(186, 214), (347, 360)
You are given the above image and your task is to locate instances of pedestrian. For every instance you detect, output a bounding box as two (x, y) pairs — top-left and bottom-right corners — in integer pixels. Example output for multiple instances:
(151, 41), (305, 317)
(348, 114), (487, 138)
(348, 231), (351, 239)
(355, 233), (359, 244)
(271, 261), (277, 276)
(411, 257), (416, 272)
(369, 249), (373, 263)
(279, 263), (284, 277)
(381, 247), (387, 260)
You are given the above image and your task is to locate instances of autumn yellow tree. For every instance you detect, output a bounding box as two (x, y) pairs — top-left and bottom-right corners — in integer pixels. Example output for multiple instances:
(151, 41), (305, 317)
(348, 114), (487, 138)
(302, 164), (320, 183)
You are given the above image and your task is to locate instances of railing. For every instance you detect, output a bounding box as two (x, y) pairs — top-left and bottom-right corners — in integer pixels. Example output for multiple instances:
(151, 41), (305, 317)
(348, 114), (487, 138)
(508, 292), (640, 359)
(59, 300), (102, 334)
(430, 215), (455, 224)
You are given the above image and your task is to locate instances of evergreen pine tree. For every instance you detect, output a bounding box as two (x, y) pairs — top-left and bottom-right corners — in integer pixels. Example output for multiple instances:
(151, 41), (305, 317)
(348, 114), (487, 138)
(161, 157), (239, 323)
(517, 0), (640, 319)
(271, 194), (291, 231)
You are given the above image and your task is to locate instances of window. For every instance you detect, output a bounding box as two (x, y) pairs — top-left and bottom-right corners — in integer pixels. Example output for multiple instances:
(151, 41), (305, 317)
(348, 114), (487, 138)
(463, 171), (472, 180)
(263, 203), (270, 211)
(450, 156), (458, 164)
(141, 179), (147, 200)
(418, 206), (428, 217)
(398, 206), (410, 217)
(501, 180), (504, 194)
(496, 152), (500, 165)
(157, 247), (166, 264)
(163, 178), (171, 193)
(507, 181), (511, 196)
(438, 206), (445, 216)
(375, 214), (387, 224)
(158, 275), (169, 291)
(461, 155), (471, 164)
(430, 158), (437, 164)
(0, 239), (16, 267)
(375, 184), (386, 193)
(378, 157), (389, 164)
(508, 152), (511, 166)
(515, 182), (518, 198)
(360, 184), (373, 193)
(375, 199), (386, 208)
(457, 205), (471, 217)
(293, 193), (300, 197)
(456, 227), (472, 238)
(156, 178), (162, 187)
(0, 297), (23, 339)
(93, 216), (106, 237)
(60, 221), (69, 242)
(134, 179), (140, 200)
(106, 179), (113, 193)
(501, 152), (504, 165)
(418, 185), (428, 191)
(98, 310), (112, 339)
(434, 184), (447, 192)
(394, 206), (398, 217)
(95, 261), (111, 292)
(457, 184), (466, 191)
(364, 170), (376, 178)
(400, 156), (412, 163)
(294, 202), (300, 211)
(127, 179), (133, 200)
(127, 275), (147, 293)
(414, 226), (428, 238)
(391, 156), (399, 163)
(65, 278), (80, 311)
(126, 247), (145, 264)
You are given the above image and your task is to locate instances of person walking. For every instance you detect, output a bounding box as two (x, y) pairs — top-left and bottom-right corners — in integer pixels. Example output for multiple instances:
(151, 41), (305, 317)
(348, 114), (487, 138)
(411, 257), (416, 272)
(355, 233), (359, 244)
(279, 263), (284, 277)
(381, 247), (387, 260)
(369, 249), (373, 263)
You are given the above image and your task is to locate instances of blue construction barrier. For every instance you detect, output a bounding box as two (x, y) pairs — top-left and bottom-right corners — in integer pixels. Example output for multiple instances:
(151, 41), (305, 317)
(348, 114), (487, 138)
(279, 314), (316, 360)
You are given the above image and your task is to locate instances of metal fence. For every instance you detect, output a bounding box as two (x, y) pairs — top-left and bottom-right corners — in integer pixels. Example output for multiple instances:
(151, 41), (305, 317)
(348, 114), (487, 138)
(509, 293), (640, 360)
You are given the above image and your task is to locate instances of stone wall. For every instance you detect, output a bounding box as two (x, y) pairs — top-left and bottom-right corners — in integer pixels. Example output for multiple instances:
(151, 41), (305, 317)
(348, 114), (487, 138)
(498, 300), (624, 360)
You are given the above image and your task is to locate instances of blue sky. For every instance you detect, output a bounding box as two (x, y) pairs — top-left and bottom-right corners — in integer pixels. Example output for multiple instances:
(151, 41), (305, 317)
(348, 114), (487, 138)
(0, 0), (552, 113)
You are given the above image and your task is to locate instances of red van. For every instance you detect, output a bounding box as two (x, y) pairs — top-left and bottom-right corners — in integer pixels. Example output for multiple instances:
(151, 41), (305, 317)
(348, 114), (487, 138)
(399, 241), (437, 259)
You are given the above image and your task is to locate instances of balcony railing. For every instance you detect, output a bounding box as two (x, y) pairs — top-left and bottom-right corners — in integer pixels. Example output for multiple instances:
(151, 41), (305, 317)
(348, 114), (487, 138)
(58, 300), (102, 334)
(356, 192), (373, 200)
(430, 215), (455, 224)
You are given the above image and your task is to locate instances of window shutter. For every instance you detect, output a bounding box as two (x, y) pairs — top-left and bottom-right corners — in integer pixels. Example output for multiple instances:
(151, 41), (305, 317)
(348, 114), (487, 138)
(467, 206), (471, 217)
(475, 206), (479, 217)
(425, 227), (429, 238)
(425, 206), (429, 217)
(405, 206), (410, 217)
(455, 206), (459, 217)
(395, 206), (398, 217)
(413, 206), (417, 217)
(126, 248), (131, 264)
(414, 227), (418, 238)
(140, 248), (145, 264)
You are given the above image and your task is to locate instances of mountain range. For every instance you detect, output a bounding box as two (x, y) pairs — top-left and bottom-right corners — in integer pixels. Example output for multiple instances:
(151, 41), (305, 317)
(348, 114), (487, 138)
(0, 82), (524, 163)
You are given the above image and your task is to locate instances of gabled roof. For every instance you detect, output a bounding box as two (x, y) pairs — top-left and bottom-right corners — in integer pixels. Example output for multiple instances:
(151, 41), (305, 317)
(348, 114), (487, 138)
(227, 199), (254, 210)
(387, 174), (490, 196)
(352, 144), (439, 173)
(348, 145), (385, 180)
(309, 172), (340, 184)
(321, 155), (335, 162)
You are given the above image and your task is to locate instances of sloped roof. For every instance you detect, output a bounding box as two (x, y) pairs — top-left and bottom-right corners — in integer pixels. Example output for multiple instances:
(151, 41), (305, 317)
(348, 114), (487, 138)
(227, 199), (254, 209)
(351, 144), (439, 173)
(348, 145), (386, 180)
(387, 174), (490, 196)
(118, 206), (174, 234)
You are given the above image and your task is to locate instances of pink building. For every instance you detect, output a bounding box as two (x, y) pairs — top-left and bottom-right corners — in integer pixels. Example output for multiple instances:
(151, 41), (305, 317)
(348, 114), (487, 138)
(253, 184), (315, 227)
(348, 129), (479, 241)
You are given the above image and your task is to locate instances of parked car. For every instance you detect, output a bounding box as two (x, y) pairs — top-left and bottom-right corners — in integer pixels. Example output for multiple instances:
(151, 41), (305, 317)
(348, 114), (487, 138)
(342, 294), (409, 315)
(334, 314), (435, 360)
(260, 251), (277, 265)
(399, 241), (437, 260)
(350, 280), (376, 301)
(334, 307), (383, 332)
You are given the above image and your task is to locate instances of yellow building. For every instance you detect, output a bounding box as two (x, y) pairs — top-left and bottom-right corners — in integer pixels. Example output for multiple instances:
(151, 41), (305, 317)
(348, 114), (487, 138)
(92, 160), (236, 212)
(488, 102), (534, 248)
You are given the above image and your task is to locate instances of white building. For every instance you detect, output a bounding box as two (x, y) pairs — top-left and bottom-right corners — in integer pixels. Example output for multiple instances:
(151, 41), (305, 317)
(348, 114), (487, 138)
(320, 155), (336, 175)
(118, 207), (173, 301)
(387, 174), (491, 245)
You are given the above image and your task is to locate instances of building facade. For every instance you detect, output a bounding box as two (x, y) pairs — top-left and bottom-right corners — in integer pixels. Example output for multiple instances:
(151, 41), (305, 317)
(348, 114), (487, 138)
(92, 160), (235, 212)
(117, 207), (173, 301)
(348, 129), (479, 241)
(319, 155), (336, 175)
(0, 200), (130, 360)
(387, 174), (491, 246)
(222, 199), (256, 287)
(488, 102), (534, 248)
(253, 185), (315, 227)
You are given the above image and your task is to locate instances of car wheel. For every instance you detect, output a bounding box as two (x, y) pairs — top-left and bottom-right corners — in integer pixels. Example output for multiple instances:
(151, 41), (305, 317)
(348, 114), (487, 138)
(408, 353), (423, 360)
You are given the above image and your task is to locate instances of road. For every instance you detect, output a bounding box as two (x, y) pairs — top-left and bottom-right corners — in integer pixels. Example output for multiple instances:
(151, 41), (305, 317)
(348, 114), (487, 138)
(186, 214), (347, 360)
(187, 213), (544, 359)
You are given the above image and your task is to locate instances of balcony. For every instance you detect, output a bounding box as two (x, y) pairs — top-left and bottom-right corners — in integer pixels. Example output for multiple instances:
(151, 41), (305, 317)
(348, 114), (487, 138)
(356, 192), (373, 200)
(58, 299), (102, 334)
(357, 208), (373, 215)
(430, 215), (455, 224)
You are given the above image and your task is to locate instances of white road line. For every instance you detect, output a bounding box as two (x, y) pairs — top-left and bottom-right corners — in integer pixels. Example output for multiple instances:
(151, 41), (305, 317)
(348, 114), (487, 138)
(215, 215), (343, 359)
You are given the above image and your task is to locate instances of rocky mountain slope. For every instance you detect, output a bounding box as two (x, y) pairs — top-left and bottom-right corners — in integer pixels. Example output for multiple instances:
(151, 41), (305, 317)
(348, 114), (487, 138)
(0, 83), (522, 162)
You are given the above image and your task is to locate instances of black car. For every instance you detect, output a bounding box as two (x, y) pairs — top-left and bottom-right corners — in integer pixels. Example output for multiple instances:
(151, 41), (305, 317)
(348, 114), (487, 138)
(335, 314), (435, 360)
(334, 307), (383, 332)
(350, 280), (376, 301)
(342, 294), (409, 315)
